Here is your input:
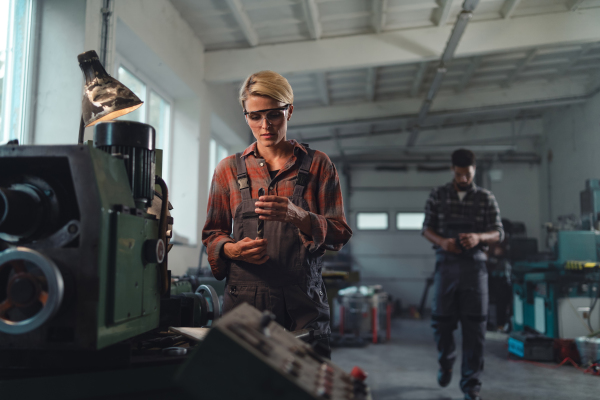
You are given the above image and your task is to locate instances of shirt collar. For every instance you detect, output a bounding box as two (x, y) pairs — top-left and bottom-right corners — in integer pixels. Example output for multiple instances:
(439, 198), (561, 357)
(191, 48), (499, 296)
(240, 139), (308, 158)
(446, 181), (477, 193)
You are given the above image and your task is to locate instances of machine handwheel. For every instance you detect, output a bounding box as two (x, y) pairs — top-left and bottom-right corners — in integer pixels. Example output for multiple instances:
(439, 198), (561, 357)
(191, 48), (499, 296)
(195, 284), (221, 325)
(0, 247), (64, 334)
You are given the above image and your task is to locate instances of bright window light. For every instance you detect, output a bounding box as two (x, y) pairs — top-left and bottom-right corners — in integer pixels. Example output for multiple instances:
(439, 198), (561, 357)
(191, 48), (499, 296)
(1, 0), (35, 144)
(148, 90), (170, 151)
(356, 212), (388, 230)
(117, 62), (173, 181)
(208, 138), (229, 193)
(117, 66), (146, 123)
(397, 213), (426, 230)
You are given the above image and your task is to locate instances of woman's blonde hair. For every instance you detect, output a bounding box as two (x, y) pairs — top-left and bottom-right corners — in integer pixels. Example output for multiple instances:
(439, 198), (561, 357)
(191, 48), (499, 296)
(239, 70), (294, 109)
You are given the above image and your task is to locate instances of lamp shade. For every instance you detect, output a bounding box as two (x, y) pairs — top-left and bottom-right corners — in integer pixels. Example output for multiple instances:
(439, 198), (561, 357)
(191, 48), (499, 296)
(77, 50), (143, 127)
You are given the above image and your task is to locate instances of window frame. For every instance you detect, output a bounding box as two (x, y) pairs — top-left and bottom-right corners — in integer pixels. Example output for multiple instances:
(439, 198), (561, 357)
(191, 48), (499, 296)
(208, 136), (230, 193)
(114, 54), (174, 182)
(395, 211), (426, 231)
(1, 0), (37, 145)
(355, 211), (390, 231)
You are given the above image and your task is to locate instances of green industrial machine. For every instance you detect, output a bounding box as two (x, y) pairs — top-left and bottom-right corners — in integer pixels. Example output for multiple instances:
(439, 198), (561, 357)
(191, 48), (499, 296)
(512, 180), (600, 339)
(0, 122), (170, 355)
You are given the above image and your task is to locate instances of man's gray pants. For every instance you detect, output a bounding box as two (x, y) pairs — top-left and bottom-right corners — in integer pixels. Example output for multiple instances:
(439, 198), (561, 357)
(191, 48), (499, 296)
(431, 255), (488, 394)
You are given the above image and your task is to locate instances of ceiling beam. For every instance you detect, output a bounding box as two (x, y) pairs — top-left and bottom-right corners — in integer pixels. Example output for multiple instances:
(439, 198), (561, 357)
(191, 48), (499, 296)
(302, 0), (322, 40)
(332, 152), (541, 165)
(407, 0), (481, 147)
(290, 116), (542, 143)
(503, 48), (538, 87)
(433, 0), (456, 26)
(410, 62), (428, 97)
(500, 0), (523, 19)
(549, 43), (594, 81)
(315, 72), (330, 106)
(289, 78), (592, 127)
(371, 0), (388, 33)
(456, 56), (482, 93)
(224, 0), (259, 47)
(206, 8), (600, 83)
(568, 0), (586, 11)
(332, 129), (347, 162)
(366, 67), (377, 102)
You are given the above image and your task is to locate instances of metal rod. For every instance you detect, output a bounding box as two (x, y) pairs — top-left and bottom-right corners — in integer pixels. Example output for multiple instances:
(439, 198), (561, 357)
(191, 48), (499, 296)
(407, 0), (481, 147)
(100, 0), (112, 67)
(77, 115), (85, 144)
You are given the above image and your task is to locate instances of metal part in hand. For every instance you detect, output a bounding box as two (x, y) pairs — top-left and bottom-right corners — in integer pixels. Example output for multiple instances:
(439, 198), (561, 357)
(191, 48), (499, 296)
(257, 188), (265, 239)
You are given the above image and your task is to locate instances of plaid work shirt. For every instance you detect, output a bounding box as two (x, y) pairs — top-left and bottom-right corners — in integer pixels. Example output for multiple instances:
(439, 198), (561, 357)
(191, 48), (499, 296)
(422, 182), (504, 248)
(202, 140), (352, 280)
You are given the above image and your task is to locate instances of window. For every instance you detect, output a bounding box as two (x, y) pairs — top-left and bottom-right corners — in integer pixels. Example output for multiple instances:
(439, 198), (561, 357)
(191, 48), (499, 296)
(396, 212), (426, 230)
(356, 212), (388, 230)
(1, 0), (35, 144)
(208, 138), (229, 191)
(116, 60), (173, 179)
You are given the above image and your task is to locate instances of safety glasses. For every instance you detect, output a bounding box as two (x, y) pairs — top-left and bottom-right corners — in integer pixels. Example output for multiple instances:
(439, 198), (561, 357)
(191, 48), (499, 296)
(244, 105), (290, 127)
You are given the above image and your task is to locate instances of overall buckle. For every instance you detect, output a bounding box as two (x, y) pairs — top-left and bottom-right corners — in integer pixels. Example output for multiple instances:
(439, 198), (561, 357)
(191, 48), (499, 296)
(237, 175), (249, 190)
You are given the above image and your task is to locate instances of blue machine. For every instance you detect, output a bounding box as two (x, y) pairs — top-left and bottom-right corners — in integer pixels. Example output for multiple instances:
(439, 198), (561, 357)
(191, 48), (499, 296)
(512, 180), (600, 339)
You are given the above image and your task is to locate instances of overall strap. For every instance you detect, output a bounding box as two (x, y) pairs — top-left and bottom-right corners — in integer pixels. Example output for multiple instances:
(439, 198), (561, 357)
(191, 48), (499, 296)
(235, 153), (252, 201)
(293, 147), (316, 197)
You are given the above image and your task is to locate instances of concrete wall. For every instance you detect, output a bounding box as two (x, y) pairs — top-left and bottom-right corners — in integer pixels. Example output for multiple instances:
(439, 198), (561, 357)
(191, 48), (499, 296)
(540, 90), (600, 238)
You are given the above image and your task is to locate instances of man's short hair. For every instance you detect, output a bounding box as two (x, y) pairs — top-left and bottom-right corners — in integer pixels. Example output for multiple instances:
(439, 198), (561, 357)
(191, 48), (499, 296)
(452, 149), (476, 167)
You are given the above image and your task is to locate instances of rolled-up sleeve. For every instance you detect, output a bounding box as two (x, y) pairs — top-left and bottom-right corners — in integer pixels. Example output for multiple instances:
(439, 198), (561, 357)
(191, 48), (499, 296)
(485, 192), (505, 242)
(299, 161), (352, 253)
(201, 169), (234, 281)
(422, 188), (439, 235)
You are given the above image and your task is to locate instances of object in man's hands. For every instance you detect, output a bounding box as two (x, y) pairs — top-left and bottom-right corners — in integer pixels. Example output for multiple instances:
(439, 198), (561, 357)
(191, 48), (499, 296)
(257, 188), (265, 239)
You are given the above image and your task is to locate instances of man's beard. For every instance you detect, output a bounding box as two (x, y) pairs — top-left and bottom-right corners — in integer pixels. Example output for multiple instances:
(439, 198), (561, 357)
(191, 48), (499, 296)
(455, 182), (470, 191)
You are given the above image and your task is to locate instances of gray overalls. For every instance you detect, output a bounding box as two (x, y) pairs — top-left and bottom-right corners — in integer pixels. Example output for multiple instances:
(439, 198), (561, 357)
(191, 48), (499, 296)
(432, 189), (488, 394)
(223, 148), (331, 342)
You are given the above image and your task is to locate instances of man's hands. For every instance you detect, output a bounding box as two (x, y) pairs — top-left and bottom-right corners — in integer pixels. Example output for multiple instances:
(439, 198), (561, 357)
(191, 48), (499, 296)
(434, 233), (481, 254)
(440, 238), (462, 254)
(223, 237), (269, 264)
(459, 233), (481, 250)
(255, 195), (312, 236)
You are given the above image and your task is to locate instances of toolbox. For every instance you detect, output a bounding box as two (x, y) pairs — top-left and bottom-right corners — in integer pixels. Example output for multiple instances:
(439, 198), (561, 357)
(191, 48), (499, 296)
(508, 330), (555, 361)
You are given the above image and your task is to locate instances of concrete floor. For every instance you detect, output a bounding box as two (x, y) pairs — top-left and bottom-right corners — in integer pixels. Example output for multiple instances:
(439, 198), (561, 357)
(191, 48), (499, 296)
(331, 318), (598, 400)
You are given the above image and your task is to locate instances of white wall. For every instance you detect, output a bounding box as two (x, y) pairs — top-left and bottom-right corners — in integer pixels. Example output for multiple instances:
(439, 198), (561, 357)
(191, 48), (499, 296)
(32, 0), (86, 145)
(540, 90), (600, 236)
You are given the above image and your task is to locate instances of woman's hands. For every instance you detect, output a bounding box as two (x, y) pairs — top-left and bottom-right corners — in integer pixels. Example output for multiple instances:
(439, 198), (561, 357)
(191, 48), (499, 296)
(223, 238), (269, 264)
(255, 195), (312, 235)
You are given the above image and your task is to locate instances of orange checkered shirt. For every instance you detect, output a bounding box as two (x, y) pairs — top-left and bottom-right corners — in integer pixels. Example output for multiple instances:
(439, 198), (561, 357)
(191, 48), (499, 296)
(202, 140), (352, 280)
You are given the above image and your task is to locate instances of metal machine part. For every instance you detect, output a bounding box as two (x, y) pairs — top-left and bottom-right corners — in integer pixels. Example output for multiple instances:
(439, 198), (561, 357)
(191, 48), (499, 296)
(177, 303), (372, 400)
(94, 121), (156, 209)
(160, 283), (221, 329)
(196, 284), (221, 323)
(0, 177), (66, 244)
(0, 247), (64, 335)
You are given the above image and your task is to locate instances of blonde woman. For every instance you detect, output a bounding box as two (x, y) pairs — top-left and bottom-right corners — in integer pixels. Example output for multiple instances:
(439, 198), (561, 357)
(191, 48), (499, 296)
(202, 71), (352, 357)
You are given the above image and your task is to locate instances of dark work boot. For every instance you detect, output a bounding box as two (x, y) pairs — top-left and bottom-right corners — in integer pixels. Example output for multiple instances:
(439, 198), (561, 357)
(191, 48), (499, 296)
(437, 368), (452, 387)
(464, 389), (482, 400)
